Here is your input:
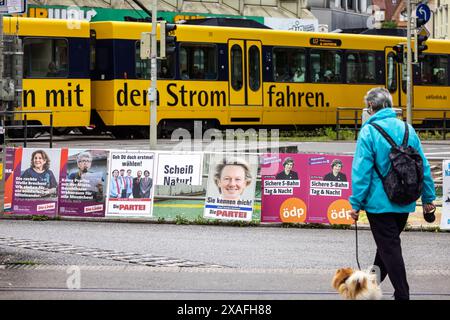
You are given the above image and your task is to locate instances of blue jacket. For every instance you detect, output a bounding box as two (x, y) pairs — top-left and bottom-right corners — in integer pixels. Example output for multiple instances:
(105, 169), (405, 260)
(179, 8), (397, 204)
(349, 108), (435, 213)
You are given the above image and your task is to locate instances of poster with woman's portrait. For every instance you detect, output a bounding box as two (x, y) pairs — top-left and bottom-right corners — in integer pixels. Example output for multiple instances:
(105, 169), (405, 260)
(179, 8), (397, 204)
(260, 153), (354, 225)
(307, 154), (353, 225)
(6, 147), (62, 216)
(260, 154), (309, 224)
(203, 154), (258, 222)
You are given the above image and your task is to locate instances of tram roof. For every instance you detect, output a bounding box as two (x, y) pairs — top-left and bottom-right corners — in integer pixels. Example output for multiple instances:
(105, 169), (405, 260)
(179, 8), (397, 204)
(89, 20), (450, 53)
(2, 17), (90, 38)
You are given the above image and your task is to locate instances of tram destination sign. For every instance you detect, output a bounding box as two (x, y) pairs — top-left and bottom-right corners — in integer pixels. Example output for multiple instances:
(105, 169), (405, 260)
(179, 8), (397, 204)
(309, 38), (342, 47)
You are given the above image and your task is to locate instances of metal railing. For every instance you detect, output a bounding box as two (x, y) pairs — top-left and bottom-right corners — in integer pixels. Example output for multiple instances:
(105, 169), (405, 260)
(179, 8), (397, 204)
(336, 108), (450, 140)
(336, 108), (363, 140)
(0, 110), (54, 147)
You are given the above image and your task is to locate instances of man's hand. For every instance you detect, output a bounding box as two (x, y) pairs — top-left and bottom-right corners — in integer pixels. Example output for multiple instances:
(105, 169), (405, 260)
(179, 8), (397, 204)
(423, 202), (436, 214)
(350, 209), (360, 221)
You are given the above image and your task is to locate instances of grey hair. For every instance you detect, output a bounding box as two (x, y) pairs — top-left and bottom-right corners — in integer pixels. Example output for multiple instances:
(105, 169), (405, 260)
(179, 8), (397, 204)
(364, 87), (393, 112)
(77, 151), (92, 162)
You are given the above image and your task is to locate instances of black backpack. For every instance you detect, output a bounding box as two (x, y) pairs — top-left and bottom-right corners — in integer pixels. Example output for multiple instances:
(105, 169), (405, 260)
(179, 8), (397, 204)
(370, 122), (424, 205)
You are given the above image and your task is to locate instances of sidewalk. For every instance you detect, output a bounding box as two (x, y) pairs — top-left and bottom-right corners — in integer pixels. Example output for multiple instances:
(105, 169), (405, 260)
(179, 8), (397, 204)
(356, 205), (443, 230)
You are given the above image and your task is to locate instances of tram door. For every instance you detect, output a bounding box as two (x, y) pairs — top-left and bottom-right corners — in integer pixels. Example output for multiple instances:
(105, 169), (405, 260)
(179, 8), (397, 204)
(228, 39), (263, 123)
(385, 49), (407, 112)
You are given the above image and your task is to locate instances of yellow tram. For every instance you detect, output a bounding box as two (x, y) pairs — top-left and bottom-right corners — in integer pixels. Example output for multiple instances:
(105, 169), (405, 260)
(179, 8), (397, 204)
(2, 17), (449, 137)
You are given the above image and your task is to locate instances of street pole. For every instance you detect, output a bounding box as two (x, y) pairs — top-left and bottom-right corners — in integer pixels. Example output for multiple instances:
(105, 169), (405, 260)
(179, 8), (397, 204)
(149, 0), (158, 149)
(406, 0), (413, 125)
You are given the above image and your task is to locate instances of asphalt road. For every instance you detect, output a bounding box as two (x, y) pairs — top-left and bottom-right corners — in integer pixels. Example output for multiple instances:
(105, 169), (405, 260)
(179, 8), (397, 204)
(0, 220), (449, 300)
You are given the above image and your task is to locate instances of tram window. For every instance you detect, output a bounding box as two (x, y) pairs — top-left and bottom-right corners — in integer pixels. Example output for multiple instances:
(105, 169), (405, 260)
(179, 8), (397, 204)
(417, 55), (448, 86)
(231, 44), (243, 91)
(248, 45), (260, 91)
(273, 47), (306, 82)
(23, 38), (68, 78)
(386, 53), (397, 92)
(346, 51), (376, 84)
(310, 50), (342, 83)
(179, 44), (217, 80)
(135, 41), (174, 79)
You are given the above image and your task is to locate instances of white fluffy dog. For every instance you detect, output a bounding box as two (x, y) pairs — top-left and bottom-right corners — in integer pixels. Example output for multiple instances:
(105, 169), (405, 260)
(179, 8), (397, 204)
(332, 267), (382, 300)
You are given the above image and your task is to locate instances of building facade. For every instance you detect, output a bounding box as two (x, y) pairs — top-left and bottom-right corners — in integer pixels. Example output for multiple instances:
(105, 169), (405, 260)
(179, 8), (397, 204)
(371, 0), (437, 37)
(435, 0), (449, 39)
(23, 0), (320, 30)
(309, 0), (373, 31)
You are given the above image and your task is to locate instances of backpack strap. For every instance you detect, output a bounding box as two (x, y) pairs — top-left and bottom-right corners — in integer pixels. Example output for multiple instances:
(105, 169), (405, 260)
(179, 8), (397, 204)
(369, 122), (396, 181)
(370, 123), (397, 147)
(401, 121), (409, 148)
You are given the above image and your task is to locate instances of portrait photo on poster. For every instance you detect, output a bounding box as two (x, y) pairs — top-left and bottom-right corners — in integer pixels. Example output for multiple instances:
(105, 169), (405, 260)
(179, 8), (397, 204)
(204, 154), (258, 221)
(65, 149), (108, 203)
(17, 148), (61, 200)
(109, 168), (153, 199)
(275, 156), (299, 180)
(323, 159), (348, 182)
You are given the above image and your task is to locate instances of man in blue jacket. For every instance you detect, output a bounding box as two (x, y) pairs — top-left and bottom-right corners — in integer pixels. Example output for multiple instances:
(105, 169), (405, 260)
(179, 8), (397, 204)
(349, 87), (436, 300)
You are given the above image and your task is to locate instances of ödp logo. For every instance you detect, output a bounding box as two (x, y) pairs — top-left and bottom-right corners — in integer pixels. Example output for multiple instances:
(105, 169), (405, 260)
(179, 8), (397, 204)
(279, 198), (307, 223)
(327, 199), (353, 225)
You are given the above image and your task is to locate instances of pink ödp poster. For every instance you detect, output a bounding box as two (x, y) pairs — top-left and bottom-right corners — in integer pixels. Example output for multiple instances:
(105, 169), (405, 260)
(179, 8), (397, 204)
(261, 153), (354, 225)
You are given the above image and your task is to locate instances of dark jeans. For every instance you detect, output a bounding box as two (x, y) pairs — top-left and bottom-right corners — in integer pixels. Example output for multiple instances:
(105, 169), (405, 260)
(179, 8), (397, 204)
(366, 212), (410, 300)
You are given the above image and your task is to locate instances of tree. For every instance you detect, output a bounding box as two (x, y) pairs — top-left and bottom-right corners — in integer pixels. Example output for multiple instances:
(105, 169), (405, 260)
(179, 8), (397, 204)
(382, 21), (398, 29)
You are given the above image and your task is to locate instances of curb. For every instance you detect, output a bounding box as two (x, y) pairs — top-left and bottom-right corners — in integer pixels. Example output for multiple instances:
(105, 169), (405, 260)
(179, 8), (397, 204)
(1, 214), (447, 233)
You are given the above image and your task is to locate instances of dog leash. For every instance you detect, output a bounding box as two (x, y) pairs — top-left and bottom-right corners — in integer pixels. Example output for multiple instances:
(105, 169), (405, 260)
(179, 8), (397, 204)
(355, 220), (361, 270)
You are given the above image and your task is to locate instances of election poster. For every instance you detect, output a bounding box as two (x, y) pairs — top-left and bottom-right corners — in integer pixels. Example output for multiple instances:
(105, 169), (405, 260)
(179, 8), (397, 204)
(260, 154), (309, 223)
(156, 153), (203, 186)
(260, 153), (354, 225)
(58, 149), (108, 217)
(441, 160), (450, 230)
(106, 151), (156, 217)
(3, 147), (15, 212)
(5, 147), (61, 216)
(203, 154), (258, 222)
(307, 155), (353, 224)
